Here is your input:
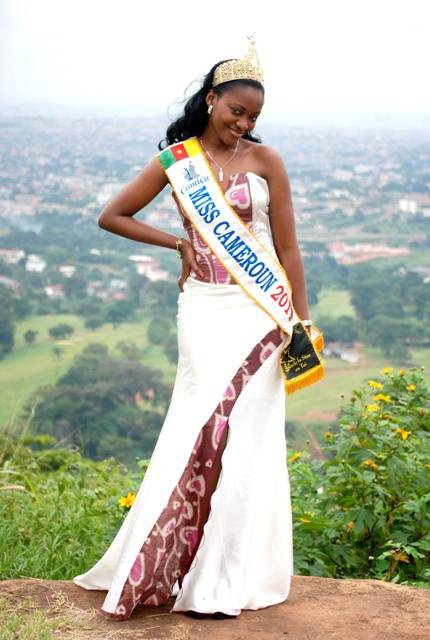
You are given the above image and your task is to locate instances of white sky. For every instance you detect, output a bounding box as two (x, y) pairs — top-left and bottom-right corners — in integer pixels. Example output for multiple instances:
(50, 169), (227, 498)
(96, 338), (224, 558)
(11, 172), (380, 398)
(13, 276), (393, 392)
(0, 0), (429, 124)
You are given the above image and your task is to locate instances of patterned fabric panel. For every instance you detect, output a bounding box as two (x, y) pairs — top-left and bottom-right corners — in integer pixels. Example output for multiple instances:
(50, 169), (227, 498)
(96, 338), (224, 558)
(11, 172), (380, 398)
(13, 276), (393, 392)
(111, 326), (284, 619)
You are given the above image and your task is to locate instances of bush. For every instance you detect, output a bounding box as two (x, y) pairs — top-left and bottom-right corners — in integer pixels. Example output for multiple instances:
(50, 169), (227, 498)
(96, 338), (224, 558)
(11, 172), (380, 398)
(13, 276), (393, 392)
(0, 436), (146, 580)
(289, 366), (430, 586)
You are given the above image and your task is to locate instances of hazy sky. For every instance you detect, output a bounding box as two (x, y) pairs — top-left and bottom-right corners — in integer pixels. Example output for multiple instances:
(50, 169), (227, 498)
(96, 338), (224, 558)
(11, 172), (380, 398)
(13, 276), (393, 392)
(1, 0), (429, 125)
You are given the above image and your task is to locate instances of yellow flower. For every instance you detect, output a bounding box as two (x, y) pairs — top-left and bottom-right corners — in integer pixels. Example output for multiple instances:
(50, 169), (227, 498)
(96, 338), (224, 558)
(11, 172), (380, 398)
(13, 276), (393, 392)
(366, 404), (379, 412)
(347, 521), (354, 532)
(419, 408), (427, 416)
(288, 452), (302, 462)
(374, 394), (392, 403)
(392, 551), (410, 564)
(118, 492), (136, 508)
(347, 425), (356, 431)
(368, 380), (384, 389)
(324, 431), (333, 439)
(406, 384), (416, 391)
(397, 370), (406, 376)
(394, 428), (411, 441)
(381, 367), (393, 374)
(363, 459), (378, 470)
(299, 517), (311, 523)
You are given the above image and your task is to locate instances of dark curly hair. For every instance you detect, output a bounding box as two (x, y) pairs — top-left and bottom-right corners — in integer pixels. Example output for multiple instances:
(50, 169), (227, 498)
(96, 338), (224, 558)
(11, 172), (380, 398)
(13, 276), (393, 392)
(158, 60), (264, 150)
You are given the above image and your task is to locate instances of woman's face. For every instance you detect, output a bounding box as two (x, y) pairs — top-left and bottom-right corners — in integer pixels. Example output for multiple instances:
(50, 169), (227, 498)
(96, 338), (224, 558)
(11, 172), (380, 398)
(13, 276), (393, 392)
(206, 85), (264, 145)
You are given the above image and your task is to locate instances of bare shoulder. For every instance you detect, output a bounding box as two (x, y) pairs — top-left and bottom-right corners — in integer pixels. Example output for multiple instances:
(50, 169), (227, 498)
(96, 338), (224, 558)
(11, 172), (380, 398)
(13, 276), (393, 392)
(244, 141), (288, 181)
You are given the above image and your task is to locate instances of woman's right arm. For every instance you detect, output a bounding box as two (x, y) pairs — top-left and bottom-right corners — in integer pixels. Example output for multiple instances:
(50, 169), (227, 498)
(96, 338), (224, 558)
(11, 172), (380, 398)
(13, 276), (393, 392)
(99, 156), (177, 250)
(98, 156), (203, 284)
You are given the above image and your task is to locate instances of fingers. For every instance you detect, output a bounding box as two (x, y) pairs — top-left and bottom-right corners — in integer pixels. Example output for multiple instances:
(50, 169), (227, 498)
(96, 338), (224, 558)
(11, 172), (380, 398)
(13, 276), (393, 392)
(177, 275), (184, 292)
(177, 245), (204, 291)
(190, 258), (204, 280)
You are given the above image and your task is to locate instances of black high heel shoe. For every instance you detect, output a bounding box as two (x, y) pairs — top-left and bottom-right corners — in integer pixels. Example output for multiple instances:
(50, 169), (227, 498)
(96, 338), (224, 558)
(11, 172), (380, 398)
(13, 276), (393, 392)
(212, 612), (237, 619)
(183, 610), (208, 619)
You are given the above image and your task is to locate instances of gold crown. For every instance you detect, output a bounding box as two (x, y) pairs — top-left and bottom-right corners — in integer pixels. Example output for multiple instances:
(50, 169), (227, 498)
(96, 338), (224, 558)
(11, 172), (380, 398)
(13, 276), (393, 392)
(212, 38), (264, 88)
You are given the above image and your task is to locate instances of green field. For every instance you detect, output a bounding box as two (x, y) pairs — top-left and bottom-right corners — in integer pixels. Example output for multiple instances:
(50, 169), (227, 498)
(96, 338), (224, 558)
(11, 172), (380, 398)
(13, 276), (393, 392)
(0, 314), (177, 431)
(311, 288), (355, 319)
(1, 296), (429, 451)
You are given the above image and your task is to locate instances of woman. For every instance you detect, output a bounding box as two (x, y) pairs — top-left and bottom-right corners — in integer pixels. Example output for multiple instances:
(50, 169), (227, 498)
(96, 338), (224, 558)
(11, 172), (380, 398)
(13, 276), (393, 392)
(74, 40), (322, 621)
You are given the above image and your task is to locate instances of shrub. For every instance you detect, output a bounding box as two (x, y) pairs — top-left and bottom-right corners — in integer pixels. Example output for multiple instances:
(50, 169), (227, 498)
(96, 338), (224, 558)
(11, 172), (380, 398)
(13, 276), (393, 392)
(290, 366), (430, 586)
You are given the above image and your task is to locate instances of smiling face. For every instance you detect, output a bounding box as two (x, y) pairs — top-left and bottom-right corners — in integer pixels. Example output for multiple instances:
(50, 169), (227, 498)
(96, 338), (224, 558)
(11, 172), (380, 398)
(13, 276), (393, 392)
(205, 84), (264, 146)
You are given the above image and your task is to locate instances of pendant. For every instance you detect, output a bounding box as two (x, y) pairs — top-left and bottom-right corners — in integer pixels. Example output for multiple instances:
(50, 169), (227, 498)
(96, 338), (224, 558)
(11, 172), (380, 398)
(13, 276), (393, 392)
(219, 169), (223, 181)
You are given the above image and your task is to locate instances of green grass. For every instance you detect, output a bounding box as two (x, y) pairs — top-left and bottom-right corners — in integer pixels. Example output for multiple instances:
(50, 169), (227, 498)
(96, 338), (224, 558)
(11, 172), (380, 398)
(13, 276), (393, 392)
(311, 288), (355, 319)
(0, 453), (138, 581)
(0, 314), (177, 430)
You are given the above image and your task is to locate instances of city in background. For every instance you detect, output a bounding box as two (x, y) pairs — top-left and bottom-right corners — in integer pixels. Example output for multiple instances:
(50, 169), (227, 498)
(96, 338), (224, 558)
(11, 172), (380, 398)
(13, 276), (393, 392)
(0, 110), (429, 464)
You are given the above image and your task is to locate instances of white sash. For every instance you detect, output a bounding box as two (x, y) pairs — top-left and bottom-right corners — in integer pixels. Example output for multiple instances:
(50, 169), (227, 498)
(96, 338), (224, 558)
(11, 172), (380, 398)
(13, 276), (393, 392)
(158, 137), (324, 394)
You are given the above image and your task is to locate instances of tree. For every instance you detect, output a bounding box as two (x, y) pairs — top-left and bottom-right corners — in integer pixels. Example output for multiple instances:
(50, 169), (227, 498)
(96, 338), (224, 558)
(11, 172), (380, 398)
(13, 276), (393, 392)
(26, 344), (172, 461)
(24, 330), (38, 346)
(63, 274), (88, 300)
(0, 286), (15, 357)
(370, 315), (413, 357)
(84, 316), (104, 330)
(147, 317), (170, 346)
(316, 315), (359, 345)
(105, 300), (134, 325)
(144, 280), (180, 316)
(163, 333), (178, 364)
(48, 324), (74, 340)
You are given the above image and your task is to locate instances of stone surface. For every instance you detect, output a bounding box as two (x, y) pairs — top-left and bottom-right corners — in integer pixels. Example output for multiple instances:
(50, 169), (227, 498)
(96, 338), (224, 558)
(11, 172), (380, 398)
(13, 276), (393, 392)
(0, 575), (429, 639)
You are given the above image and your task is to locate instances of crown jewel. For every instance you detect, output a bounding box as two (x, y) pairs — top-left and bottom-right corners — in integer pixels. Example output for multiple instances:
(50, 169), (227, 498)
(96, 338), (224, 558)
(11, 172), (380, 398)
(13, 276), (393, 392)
(212, 38), (264, 88)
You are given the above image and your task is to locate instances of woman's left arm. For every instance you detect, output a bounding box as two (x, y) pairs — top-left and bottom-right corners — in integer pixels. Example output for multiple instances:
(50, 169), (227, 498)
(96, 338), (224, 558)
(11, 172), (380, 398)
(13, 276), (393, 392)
(263, 147), (310, 321)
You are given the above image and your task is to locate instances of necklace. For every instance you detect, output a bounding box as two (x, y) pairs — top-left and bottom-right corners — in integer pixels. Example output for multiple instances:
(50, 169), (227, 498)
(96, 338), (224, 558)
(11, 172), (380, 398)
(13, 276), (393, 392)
(199, 138), (240, 182)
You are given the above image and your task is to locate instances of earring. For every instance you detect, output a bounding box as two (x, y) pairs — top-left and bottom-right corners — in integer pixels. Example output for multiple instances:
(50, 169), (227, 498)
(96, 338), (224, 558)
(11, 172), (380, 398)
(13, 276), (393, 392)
(207, 105), (213, 114)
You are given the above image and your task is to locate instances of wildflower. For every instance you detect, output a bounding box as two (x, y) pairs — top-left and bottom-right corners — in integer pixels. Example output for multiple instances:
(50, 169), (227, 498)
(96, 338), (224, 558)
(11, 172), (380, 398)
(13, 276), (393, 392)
(363, 459), (378, 470)
(288, 452), (302, 462)
(354, 442), (362, 446)
(366, 404), (379, 412)
(118, 492), (136, 508)
(347, 425), (356, 431)
(406, 384), (416, 391)
(374, 394), (392, 403)
(391, 550), (410, 564)
(381, 367), (393, 374)
(419, 409), (427, 416)
(347, 521), (354, 532)
(394, 428), (411, 441)
(368, 380), (384, 389)
(324, 431), (333, 439)
(299, 517), (311, 523)
(397, 370), (406, 376)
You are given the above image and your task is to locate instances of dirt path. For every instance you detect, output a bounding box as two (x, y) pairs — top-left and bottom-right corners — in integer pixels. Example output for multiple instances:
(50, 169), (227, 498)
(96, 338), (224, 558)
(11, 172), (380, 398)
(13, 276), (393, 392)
(0, 575), (428, 639)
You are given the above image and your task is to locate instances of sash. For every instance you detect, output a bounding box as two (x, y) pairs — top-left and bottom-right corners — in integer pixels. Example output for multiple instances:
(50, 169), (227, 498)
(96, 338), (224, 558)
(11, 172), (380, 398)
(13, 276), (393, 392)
(157, 137), (324, 394)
